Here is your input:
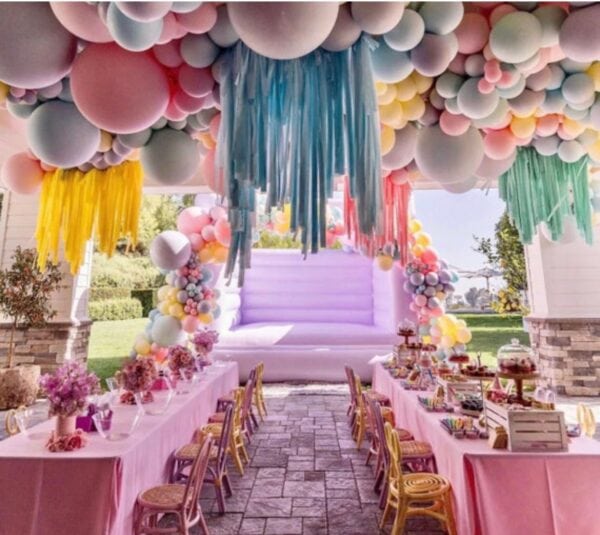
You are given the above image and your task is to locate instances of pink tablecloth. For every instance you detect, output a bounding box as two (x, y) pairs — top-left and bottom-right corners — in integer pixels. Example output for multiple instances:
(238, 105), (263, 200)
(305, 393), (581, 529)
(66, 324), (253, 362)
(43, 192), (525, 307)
(372, 363), (600, 535)
(0, 362), (238, 535)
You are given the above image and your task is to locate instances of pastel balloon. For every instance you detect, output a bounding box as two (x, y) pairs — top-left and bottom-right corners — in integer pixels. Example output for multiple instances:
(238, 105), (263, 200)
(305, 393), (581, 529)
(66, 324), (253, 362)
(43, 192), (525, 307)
(117, 129), (152, 149)
(228, 2), (339, 60)
(178, 65), (214, 98)
(419, 2), (464, 35)
(381, 123), (417, 170)
(149, 230), (191, 270)
(510, 116), (536, 139)
(441, 175), (478, 194)
(182, 315), (200, 333)
(533, 135), (560, 156)
(27, 101), (100, 169)
(439, 111), (470, 136)
(351, 2), (404, 35)
(533, 5), (567, 47)
(177, 3), (218, 34)
(172, 90), (205, 114)
(562, 73), (595, 105)
(558, 140), (586, 163)
(455, 13), (489, 54)
(410, 272), (425, 286)
(435, 72), (464, 99)
(177, 206), (208, 234)
(559, 4), (600, 63)
(141, 128), (200, 185)
(490, 12), (543, 64)
(207, 5), (238, 46)
(0, 2), (77, 88)
(50, 2), (113, 43)
(0, 152), (44, 195)
(152, 40), (183, 68)
(107, 3), (163, 51)
(457, 78), (499, 120)
(71, 43), (170, 134)
(464, 54), (485, 77)
(476, 152), (516, 179)
(411, 33), (458, 77)
(415, 125), (484, 184)
(371, 41), (413, 83)
(151, 315), (182, 347)
(321, 4), (361, 52)
(116, 2), (171, 22)
(383, 9), (424, 52)
(180, 34), (220, 68)
(214, 218), (232, 247)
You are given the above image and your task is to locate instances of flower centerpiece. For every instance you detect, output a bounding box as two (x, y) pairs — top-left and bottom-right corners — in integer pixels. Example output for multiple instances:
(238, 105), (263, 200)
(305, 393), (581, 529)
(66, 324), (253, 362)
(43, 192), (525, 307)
(192, 329), (219, 366)
(118, 357), (157, 405)
(39, 361), (100, 451)
(167, 345), (196, 379)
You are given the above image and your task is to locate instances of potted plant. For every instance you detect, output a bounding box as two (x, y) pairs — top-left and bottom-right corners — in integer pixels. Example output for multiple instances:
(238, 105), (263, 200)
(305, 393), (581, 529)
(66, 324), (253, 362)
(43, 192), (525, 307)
(0, 247), (62, 409)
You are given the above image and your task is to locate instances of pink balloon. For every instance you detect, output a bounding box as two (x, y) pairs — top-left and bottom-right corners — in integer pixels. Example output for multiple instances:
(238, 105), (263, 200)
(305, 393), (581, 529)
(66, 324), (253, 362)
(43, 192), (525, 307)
(116, 2), (171, 22)
(177, 206), (211, 234)
(214, 218), (231, 247)
(415, 294), (427, 307)
(389, 168), (409, 185)
(152, 40), (183, 68)
(439, 111), (471, 137)
(158, 12), (179, 44)
(408, 302), (418, 312)
(477, 78), (495, 94)
(210, 206), (227, 220)
(420, 248), (439, 265)
(175, 3), (218, 34)
(209, 114), (221, 140)
(202, 149), (223, 195)
(50, 2), (113, 43)
(546, 44), (566, 64)
(455, 13), (489, 54)
(201, 224), (216, 242)
(178, 65), (215, 98)
(484, 59), (502, 83)
(71, 43), (170, 134)
(182, 315), (200, 333)
(40, 162), (56, 172)
(0, 152), (44, 195)
(447, 53), (466, 75)
(430, 307), (444, 317)
(536, 115), (559, 137)
(484, 129), (517, 160)
(172, 89), (205, 114)
(489, 4), (517, 26)
(497, 70), (517, 89)
(164, 99), (188, 121)
(189, 232), (205, 251)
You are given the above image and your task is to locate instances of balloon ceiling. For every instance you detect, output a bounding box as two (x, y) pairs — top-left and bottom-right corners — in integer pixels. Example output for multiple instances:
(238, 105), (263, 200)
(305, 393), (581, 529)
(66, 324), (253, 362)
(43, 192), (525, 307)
(0, 1), (600, 276)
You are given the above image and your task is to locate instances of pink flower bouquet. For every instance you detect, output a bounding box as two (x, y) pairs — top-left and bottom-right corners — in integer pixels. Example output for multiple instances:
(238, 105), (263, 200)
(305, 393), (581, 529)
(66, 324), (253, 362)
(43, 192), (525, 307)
(118, 357), (157, 404)
(167, 345), (196, 379)
(192, 329), (219, 363)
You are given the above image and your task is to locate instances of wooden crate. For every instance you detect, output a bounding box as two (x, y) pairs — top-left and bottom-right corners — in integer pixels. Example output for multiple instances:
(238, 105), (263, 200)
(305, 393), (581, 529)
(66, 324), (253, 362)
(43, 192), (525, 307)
(484, 400), (568, 452)
(437, 377), (480, 400)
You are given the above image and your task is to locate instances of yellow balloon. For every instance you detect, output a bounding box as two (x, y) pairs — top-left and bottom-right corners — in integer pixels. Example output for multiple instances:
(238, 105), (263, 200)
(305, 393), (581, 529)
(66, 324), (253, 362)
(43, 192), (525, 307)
(408, 219), (422, 233)
(158, 301), (170, 315)
(198, 313), (213, 324)
(167, 288), (178, 301)
(126, 148), (140, 161)
(510, 116), (536, 139)
(213, 244), (229, 263)
(415, 232), (431, 247)
(98, 130), (113, 152)
(422, 335), (432, 345)
(401, 95), (425, 121)
(588, 140), (600, 161)
(587, 62), (600, 91)
(411, 72), (433, 94)
(379, 100), (404, 127)
(375, 81), (388, 97)
(169, 303), (184, 318)
(134, 340), (151, 355)
(377, 254), (394, 271)
(377, 83), (397, 105)
(381, 125), (395, 155)
(562, 117), (585, 138)
(157, 285), (170, 301)
(198, 247), (213, 263)
(411, 244), (424, 257)
(456, 328), (472, 344)
(395, 77), (417, 102)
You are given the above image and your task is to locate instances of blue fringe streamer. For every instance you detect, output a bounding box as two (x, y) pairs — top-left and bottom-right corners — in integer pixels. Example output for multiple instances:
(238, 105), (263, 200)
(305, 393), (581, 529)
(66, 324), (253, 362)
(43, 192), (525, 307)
(217, 37), (382, 285)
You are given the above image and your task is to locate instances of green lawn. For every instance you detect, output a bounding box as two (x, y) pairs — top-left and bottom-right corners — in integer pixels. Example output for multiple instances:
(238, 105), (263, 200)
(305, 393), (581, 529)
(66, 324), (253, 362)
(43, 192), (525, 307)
(87, 314), (528, 383)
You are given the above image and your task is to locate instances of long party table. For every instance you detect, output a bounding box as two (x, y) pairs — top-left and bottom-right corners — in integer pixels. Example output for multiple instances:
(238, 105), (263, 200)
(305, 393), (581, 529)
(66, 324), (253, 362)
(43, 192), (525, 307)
(0, 362), (238, 535)
(372, 363), (600, 535)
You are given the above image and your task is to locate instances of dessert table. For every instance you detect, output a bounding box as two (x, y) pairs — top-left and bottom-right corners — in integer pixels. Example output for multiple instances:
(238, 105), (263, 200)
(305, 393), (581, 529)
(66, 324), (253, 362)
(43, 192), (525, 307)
(372, 363), (600, 535)
(0, 362), (239, 535)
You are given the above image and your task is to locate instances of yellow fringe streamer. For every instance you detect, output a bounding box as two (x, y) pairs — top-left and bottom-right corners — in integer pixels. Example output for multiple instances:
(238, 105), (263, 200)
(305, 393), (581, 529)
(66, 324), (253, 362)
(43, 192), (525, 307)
(35, 161), (143, 274)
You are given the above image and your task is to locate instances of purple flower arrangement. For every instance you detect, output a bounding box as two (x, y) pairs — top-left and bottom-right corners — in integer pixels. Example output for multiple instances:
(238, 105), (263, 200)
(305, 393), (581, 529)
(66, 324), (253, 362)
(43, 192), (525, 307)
(192, 329), (219, 357)
(120, 357), (157, 393)
(167, 345), (195, 377)
(39, 361), (100, 417)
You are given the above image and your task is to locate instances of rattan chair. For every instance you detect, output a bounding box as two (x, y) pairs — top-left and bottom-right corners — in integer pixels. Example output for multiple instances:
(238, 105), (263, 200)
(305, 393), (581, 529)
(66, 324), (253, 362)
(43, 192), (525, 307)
(134, 435), (213, 535)
(380, 423), (456, 535)
(353, 376), (395, 449)
(252, 361), (267, 421)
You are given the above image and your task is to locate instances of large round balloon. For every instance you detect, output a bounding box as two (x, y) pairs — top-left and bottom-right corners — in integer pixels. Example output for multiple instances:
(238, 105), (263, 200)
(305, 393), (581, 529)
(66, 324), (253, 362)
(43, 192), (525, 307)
(533, 5), (567, 47)
(27, 101), (100, 169)
(0, 152), (44, 195)
(116, 2), (172, 22)
(50, 2), (113, 43)
(107, 3), (163, 51)
(180, 34), (220, 68)
(441, 175), (478, 194)
(559, 4), (600, 63)
(207, 5), (239, 47)
(371, 41), (412, 83)
(457, 78), (499, 119)
(381, 124), (417, 170)
(151, 315), (183, 347)
(411, 33), (458, 77)
(71, 43), (170, 134)
(141, 128), (200, 185)
(475, 153), (516, 179)
(321, 4), (361, 52)
(415, 125), (484, 184)
(455, 13), (489, 54)
(0, 2), (77, 88)
(350, 2), (404, 35)
(228, 2), (339, 60)
(383, 9), (424, 52)
(150, 230), (191, 271)
(419, 2), (464, 35)
(490, 12), (542, 64)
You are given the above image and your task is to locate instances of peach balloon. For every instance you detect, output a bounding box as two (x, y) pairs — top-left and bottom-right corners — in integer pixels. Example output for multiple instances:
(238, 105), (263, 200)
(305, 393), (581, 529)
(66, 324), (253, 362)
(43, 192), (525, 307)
(510, 116), (536, 139)
(189, 232), (205, 251)
(0, 152), (44, 194)
(455, 13), (489, 54)
(489, 4), (517, 26)
(214, 218), (231, 247)
(439, 111), (471, 136)
(182, 315), (200, 333)
(536, 114), (560, 136)
(484, 129), (517, 160)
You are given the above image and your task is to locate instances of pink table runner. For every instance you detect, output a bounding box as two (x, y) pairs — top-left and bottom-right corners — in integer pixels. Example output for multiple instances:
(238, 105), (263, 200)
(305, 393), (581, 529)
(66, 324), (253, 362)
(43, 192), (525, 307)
(372, 363), (600, 535)
(0, 362), (238, 535)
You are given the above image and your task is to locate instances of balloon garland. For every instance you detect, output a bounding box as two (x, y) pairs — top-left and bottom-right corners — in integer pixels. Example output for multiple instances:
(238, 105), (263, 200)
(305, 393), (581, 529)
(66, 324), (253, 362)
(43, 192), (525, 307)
(34, 161), (143, 273)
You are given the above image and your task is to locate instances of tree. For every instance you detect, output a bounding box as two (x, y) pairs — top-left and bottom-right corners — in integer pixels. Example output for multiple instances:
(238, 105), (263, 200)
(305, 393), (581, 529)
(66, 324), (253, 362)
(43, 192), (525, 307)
(474, 211), (526, 292)
(464, 287), (487, 309)
(0, 248), (62, 368)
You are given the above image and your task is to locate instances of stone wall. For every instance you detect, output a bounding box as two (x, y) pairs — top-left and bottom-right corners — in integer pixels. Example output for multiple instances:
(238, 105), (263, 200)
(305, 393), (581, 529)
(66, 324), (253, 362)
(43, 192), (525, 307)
(527, 317), (600, 396)
(0, 321), (92, 372)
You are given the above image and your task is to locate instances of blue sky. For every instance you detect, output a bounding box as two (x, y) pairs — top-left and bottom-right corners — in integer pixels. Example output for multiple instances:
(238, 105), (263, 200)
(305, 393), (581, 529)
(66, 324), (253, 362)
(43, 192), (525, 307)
(412, 188), (507, 296)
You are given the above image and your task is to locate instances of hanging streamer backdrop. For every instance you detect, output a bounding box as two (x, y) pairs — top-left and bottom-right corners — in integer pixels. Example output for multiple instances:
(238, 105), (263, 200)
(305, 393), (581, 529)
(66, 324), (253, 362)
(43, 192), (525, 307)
(217, 36), (382, 284)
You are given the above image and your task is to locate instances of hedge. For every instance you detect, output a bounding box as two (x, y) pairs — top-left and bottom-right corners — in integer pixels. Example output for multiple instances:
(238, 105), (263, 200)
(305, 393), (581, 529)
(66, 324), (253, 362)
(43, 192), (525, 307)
(91, 253), (163, 290)
(90, 287), (131, 301)
(131, 289), (156, 317)
(89, 298), (143, 321)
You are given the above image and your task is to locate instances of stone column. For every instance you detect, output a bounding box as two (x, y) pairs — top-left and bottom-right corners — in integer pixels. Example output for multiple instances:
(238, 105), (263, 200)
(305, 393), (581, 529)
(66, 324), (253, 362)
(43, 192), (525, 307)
(525, 225), (600, 396)
(0, 189), (92, 372)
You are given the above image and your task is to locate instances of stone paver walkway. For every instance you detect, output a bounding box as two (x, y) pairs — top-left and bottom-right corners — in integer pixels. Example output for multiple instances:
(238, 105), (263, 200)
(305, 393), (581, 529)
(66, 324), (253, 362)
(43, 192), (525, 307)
(197, 384), (444, 534)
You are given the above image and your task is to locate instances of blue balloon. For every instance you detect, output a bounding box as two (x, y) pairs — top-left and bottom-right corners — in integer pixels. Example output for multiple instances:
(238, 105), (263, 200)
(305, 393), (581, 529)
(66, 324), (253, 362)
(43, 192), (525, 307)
(371, 40), (413, 84)
(199, 300), (211, 314)
(107, 3), (162, 52)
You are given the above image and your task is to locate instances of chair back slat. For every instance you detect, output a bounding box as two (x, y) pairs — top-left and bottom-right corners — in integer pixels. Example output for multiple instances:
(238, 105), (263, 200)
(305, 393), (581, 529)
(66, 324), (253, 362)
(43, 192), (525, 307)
(368, 395), (387, 464)
(384, 422), (405, 496)
(241, 377), (255, 430)
(183, 434), (213, 519)
(354, 376), (365, 413)
(345, 366), (357, 405)
(217, 404), (234, 473)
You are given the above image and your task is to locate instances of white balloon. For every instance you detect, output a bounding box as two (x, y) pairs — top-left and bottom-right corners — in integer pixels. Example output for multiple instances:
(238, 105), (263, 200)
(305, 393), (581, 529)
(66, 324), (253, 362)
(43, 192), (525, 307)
(441, 175), (478, 194)
(321, 4), (361, 52)
(350, 2), (404, 35)
(490, 12), (542, 64)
